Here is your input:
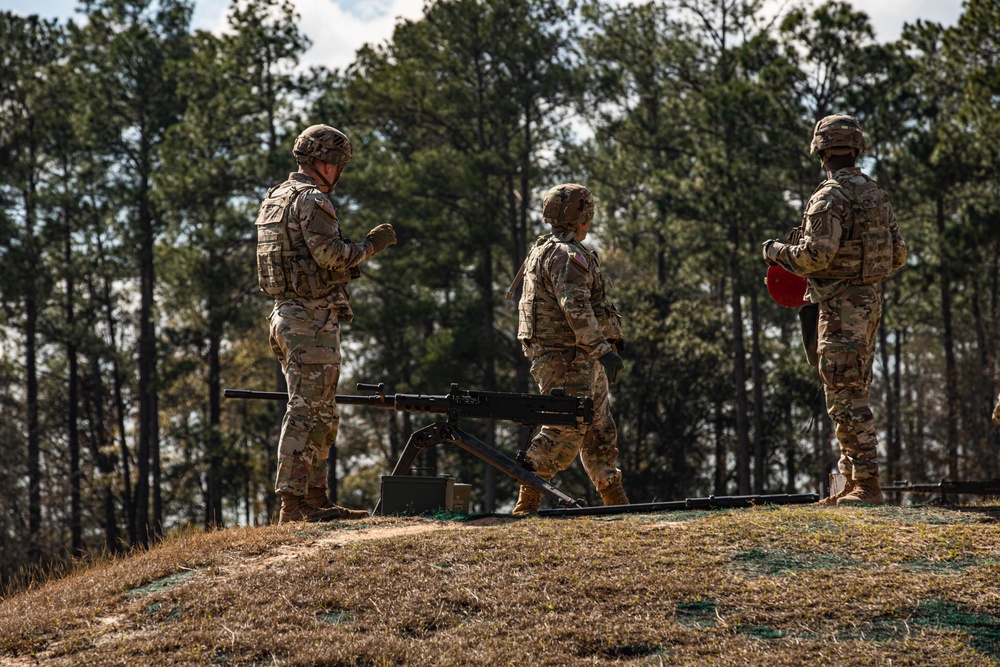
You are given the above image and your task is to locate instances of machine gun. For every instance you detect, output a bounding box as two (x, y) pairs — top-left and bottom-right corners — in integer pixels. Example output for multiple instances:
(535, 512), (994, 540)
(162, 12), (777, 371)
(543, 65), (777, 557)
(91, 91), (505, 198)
(224, 383), (593, 511)
(538, 493), (819, 517)
(881, 479), (1000, 504)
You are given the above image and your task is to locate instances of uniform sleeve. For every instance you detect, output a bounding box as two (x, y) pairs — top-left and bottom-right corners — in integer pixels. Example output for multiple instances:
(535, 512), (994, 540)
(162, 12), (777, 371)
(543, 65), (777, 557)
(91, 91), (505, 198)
(888, 200), (907, 270)
(296, 192), (374, 271)
(774, 189), (846, 275)
(546, 248), (613, 359)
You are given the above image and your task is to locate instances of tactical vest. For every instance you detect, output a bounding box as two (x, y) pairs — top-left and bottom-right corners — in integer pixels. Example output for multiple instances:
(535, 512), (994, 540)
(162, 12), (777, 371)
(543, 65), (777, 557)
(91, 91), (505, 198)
(255, 180), (353, 299)
(517, 235), (622, 346)
(804, 175), (893, 284)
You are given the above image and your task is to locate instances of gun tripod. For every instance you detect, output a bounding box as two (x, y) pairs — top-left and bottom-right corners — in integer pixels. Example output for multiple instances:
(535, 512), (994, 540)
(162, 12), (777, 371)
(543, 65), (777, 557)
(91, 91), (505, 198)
(374, 420), (584, 515)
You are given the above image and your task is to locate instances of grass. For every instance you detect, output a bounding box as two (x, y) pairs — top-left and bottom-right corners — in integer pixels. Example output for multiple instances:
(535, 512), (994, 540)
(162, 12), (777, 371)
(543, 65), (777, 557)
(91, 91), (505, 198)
(1, 502), (999, 666)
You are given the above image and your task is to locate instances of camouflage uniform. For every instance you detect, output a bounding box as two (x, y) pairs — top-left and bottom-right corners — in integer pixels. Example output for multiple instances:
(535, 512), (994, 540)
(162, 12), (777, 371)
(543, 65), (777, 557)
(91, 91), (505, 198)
(765, 116), (906, 487)
(514, 184), (626, 510)
(256, 125), (393, 507)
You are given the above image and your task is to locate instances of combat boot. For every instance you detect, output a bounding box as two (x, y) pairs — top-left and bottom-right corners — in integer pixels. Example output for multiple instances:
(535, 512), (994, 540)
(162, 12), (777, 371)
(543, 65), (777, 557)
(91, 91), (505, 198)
(513, 486), (542, 515)
(304, 488), (369, 520)
(279, 492), (353, 523)
(600, 482), (630, 506)
(814, 478), (857, 506)
(836, 477), (884, 506)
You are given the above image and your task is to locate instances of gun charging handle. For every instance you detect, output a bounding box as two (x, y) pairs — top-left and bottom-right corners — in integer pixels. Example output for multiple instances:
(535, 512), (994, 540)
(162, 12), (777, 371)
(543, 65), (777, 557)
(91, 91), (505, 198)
(357, 382), (386, 402)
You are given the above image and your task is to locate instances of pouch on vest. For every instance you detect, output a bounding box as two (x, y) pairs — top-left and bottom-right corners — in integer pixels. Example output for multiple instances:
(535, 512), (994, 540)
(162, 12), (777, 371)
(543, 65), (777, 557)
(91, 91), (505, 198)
(256, 192), (290, 296)
(517, 254), (539, 342)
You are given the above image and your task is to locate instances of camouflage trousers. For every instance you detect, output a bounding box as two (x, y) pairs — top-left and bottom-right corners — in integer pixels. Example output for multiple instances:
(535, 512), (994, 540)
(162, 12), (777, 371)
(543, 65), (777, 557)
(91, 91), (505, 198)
(817, 284), (882, 480)
(269, 301), (342, 495)
(522, 347), (621, 492)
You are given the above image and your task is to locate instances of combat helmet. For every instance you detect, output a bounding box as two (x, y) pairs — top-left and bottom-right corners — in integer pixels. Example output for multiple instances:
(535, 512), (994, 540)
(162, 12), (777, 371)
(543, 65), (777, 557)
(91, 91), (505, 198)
(809, 114), (868, 158)
(542, 183), (594, 230)
(293, 124), (352, 167)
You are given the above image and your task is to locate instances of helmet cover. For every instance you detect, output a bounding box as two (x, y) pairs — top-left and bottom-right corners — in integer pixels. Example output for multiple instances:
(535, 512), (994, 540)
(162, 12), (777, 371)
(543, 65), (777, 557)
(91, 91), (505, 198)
(809, 114), (868, 157)
(542, 183), (594, 230)
(293, 124), (352, 166)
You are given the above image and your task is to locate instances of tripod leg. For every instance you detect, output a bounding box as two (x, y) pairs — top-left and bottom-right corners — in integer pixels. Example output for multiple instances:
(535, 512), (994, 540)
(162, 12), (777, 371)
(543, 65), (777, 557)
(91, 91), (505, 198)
(375, 424), (445, 515)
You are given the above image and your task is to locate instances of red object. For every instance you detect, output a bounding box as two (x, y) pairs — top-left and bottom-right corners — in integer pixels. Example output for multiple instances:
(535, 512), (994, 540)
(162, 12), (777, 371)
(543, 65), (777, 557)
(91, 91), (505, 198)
(765, 264), (808, 308)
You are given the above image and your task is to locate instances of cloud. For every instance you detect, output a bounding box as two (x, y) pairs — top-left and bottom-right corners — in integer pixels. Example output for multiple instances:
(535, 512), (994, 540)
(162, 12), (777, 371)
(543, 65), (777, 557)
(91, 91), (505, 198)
(300, 0), (425, 71)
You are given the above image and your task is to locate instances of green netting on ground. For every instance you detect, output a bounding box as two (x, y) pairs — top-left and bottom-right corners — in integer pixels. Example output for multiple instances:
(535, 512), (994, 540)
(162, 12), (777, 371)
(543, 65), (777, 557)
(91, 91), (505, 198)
(731, 548), (857, 575)
(827, 602), (1000, 658)
(867, 505), (1000, 525)
(911, 601), (1000, 659)
(126, 569), (197, 598)
(898, 557), (995, 573)
(737, 625), (785, 640)
(675, 599), (718, 628)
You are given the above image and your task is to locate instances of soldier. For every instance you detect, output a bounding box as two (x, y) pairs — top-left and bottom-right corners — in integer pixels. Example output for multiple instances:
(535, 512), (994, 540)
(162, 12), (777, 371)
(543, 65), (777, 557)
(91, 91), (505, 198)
(763, 115), (906, 506)
(511, 183), (628, 515)
(256, 124), (397, 523)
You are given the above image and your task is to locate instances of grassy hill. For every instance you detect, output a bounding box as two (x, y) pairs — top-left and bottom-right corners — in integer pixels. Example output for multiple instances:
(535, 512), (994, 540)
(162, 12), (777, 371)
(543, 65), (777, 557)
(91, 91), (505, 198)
(2, 503), (999, 666)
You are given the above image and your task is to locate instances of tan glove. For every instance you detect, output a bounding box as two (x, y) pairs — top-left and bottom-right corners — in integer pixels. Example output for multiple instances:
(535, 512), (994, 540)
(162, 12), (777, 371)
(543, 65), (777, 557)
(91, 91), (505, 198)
(366, 223), (397, 254)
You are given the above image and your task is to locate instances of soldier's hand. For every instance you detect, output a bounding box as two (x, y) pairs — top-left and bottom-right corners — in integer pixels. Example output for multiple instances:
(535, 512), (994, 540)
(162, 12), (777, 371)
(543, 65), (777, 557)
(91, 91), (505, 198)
(611, 338), (626, 354)
(366, 223), (397, 254)
(598, 350), (624, 384)
(761, 239), (781, 266)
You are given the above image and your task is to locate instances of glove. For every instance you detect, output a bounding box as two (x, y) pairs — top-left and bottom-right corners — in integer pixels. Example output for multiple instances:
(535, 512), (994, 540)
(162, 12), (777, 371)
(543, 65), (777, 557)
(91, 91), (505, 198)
(762, 239), (782, 266)
(993, 393), (1000, 425)
(598, 350), (624, 384)
(611, 338), (626, 354)
(366, 223), (397, 254)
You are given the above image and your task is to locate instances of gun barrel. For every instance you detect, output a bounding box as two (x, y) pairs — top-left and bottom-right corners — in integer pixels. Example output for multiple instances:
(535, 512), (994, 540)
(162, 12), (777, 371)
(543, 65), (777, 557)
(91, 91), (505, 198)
(334, 393), (452, 415)
(223, 389), (288, 401)
(225, 385), (592, 426)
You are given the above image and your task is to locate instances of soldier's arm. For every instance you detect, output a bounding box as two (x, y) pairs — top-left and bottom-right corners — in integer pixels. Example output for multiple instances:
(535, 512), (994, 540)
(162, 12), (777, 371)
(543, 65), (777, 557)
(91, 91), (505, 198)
(298, 193), (375, 271)
(548, 249), (613, 359)
(773, 189), (845, 275)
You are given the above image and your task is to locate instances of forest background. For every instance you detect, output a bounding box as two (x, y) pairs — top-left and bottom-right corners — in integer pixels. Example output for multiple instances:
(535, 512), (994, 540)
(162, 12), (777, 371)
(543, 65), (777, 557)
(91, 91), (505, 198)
(1, 0), (998, 586)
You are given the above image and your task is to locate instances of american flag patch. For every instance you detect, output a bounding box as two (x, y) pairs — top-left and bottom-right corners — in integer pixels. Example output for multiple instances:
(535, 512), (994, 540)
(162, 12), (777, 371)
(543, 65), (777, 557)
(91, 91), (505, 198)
(570, 251), (589, 269)
(318, 198), (337, 217)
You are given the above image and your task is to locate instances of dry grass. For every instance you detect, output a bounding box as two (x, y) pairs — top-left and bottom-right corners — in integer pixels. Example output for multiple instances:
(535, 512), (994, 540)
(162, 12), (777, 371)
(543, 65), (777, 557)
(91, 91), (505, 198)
(2, 503), (1000, 666)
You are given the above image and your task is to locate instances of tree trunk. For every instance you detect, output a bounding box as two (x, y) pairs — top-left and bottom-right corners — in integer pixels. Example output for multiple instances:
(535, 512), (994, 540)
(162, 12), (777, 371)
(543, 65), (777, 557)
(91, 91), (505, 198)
(936, 195), (959, 479)
(728, 222), (751, 494)
(878, 296), (897, 485)
(207, 320), (223, 528)
(749, 282), (764, 493)
(23, 178), (41, 563)
(65, 214), (82, 555)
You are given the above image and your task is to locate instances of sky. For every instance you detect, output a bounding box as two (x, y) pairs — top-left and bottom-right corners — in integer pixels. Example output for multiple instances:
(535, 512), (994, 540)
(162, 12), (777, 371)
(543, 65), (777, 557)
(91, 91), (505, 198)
(2, 0), (965, 72)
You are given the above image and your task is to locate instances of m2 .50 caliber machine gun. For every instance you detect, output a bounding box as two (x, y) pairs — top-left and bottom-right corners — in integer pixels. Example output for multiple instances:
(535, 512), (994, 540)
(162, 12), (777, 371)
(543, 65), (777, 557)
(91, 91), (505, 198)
(224, 383), (592, 512)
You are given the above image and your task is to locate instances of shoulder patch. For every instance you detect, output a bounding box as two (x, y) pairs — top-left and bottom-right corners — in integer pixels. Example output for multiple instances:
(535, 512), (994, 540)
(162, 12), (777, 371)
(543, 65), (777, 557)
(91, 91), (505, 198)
(570, 250), (589, 270)
(317, 197), (337, 218)
(806, 198), (831, 216)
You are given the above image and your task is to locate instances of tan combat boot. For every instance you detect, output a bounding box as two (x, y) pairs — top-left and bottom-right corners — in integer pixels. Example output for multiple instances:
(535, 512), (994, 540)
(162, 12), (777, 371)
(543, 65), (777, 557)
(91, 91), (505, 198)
(600, 482), (630, 506)
(836, 477), (884, 506)
(279, 492), (353, 523)
(304, 488), (369, 520)
(513, 486), (542, 515)
(814, 478), (857, 506)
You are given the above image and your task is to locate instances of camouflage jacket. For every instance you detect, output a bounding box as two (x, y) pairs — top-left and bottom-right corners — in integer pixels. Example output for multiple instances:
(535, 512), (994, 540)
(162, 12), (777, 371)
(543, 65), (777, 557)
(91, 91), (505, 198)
(255, 172), (374, 320)
(773, 167), (906, 302)
(517, 232), (623, 359)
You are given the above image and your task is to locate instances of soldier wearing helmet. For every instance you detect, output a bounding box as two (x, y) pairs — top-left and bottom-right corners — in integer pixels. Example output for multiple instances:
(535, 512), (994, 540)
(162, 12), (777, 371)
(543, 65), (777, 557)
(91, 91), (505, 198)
(762, 114), (906, 506)
(256, 124), (397, 523)
(508, 183), (629, 514)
